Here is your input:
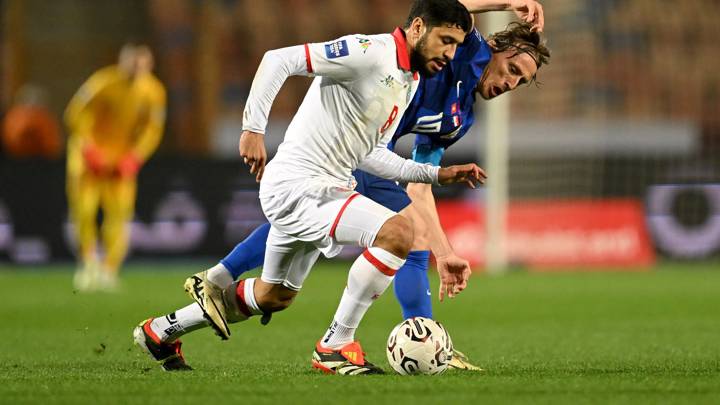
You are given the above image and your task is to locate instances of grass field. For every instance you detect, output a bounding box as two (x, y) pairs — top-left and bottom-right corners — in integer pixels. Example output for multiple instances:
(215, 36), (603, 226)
(1, 261), (719, 404)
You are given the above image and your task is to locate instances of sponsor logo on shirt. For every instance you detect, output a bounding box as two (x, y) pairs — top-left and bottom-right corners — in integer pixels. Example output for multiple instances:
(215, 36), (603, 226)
(357, 37), (372, 53)
(325, 40), (349, 59)
(412, 111), (463, 139)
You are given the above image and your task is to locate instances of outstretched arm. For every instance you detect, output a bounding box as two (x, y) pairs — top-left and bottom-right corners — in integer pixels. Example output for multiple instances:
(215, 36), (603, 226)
(460, 0), (544, 31)
(406, 182), (473, 301)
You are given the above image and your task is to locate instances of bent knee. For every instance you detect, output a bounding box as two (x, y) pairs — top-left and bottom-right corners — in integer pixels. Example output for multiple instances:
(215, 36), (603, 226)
(374, 215), (414, 257)
(256, 285), (298, 313)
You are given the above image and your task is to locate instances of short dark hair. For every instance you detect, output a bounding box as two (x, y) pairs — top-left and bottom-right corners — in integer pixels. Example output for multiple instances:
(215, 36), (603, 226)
(488, 21), (551, 69)
(403, 0), (472, 33)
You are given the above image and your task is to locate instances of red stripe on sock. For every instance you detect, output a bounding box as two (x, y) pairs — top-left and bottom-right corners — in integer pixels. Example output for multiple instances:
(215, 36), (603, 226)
(235, 280), (252, 317)
(329, 193), (360, 238)
(362, 249), (397, 276)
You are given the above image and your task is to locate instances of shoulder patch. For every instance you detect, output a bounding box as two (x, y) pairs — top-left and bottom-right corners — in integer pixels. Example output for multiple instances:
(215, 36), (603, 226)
(325, 40), (349, 59)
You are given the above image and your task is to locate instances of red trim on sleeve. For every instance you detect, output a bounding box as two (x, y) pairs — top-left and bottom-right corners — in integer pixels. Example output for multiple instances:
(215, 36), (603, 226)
(362, 249), (398, 276)
(304, 43), (314, 73)
(391, 28), (412, 72)
(329, 193), (361, 238)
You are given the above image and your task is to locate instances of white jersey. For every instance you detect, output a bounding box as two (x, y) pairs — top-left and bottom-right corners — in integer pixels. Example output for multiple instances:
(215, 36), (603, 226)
(243, 28), (439, 194)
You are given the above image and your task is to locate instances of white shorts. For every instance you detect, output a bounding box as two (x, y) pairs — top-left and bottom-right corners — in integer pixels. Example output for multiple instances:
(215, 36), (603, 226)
(259, 177), (396, 291)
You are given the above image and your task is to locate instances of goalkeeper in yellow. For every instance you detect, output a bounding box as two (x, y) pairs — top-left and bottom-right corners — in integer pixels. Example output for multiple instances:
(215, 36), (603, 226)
(65, 44), (166, 291)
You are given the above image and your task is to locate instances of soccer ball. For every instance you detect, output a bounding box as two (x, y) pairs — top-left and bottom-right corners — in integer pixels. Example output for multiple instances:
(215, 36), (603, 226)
(386, 317), (453, 375)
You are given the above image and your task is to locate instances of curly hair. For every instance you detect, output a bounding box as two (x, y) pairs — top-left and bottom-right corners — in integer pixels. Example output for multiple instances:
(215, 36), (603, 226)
(488, 21), (551, 73)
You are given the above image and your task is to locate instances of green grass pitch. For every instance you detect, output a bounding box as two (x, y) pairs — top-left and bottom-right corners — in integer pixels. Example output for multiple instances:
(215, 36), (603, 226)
(1, 261), (719, 404)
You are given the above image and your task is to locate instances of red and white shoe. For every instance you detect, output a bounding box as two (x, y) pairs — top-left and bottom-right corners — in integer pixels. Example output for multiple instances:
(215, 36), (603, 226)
(311, 341), (384, 375)
(133, 318), (192, 371)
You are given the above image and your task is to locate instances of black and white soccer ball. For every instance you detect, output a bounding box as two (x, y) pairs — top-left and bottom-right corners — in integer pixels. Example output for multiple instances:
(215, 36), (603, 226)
(386, 317), (453, 375)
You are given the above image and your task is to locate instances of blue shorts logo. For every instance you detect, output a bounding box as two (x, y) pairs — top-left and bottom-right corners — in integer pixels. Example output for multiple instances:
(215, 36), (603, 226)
(325, 40), (349, 59)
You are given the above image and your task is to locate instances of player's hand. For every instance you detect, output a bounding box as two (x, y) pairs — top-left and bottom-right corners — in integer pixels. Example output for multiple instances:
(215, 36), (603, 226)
(436, 252), (472, 301)
(117, 152), (142, 179)
(509, 0), (544, 32)
(437, 163), (486, 188)
(239, 130), (267, 183)
(82, 143), (106, 176)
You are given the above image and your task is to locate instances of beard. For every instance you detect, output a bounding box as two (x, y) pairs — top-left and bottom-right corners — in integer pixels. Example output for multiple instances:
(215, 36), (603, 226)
(410, 34), (439, 77)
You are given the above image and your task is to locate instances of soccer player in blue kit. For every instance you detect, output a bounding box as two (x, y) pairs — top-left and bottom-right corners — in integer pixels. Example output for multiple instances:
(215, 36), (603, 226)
(135, 0), (549, 372)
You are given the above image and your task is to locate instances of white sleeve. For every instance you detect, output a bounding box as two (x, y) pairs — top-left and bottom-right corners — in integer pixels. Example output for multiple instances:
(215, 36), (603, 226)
(242, 34), (382, 134)
(357, 145), (440, 185)
(242, 45), (309, 134)
(305, 34), (382, 81)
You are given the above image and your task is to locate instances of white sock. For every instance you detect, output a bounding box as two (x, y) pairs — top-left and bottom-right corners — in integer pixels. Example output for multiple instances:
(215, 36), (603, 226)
(321, 247), (405, 349)
(150, 303), (208, 342)
(234, 278), (263, 317)
(207, 263), (234, 288)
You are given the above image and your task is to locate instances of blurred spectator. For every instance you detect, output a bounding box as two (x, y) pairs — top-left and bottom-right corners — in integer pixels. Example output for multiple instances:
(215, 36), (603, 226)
(2, 85), (62, 159)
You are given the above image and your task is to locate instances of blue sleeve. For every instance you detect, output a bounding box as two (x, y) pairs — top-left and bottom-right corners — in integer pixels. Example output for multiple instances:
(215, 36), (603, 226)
(412, 134), (445, 166)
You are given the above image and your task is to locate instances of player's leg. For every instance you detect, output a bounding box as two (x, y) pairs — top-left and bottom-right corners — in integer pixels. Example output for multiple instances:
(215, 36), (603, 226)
(395, 204), (434, 319)
(68, 172), (102, 291)
(403, 203), (482, 372)
(186, 225), (318, 339)
(185, 222), (271, 304)
(133, 302), (205, 371)
(353, 170), (433, 319)
(220, 222), (271, 279)
(314, 195), (412, 374)
(98, 177), (136, 289)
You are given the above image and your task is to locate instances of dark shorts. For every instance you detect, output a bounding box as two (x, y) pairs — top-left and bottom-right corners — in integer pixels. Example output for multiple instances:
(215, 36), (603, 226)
(352, 169), (412, 213)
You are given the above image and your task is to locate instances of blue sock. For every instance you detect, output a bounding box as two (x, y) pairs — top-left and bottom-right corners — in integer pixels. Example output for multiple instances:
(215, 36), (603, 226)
(220, 222), (271, 279)
(393, 250), (432, 319)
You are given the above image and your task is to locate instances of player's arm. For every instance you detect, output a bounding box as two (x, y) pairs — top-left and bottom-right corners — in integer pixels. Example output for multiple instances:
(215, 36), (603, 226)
(460, 0), (544, 31)
(118, 83), (167, 178)
(406, 141), (476, 300)
(64, 69), (111, 135)
(241, 35), (380, 181)
(64, 69), (113, 175)
(357, 138), (485, 187)
(132, 84), (166, 161)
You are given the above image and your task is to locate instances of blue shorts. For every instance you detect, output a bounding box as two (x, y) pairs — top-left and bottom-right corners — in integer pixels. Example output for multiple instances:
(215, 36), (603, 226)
(352, 169), (411, 213)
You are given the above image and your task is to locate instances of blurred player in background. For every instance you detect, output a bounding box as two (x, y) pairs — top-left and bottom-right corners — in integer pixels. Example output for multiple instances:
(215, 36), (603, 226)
(65, 43), (166, 292)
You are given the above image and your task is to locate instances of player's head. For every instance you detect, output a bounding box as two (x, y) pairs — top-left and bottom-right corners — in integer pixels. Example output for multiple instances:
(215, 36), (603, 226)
(476, 22), (550, 100)
(118, 43), (155, 79)
(404, 0), (472, 77)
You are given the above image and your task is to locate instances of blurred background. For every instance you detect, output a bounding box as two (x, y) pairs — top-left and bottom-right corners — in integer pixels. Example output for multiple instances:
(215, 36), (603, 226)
(1, 0), (719, 269)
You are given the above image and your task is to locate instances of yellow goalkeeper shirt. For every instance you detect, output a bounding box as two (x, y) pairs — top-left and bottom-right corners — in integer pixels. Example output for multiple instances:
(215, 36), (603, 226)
(65, 66), (166, 175)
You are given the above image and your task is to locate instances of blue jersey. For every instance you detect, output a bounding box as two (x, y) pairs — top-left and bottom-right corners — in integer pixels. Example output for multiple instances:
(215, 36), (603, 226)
(389, 29), (492, 165)
(352, 30), (491, 213)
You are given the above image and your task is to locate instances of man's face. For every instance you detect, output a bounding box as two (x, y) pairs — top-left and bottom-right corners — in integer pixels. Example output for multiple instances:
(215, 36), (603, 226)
(119, 46), (154, 80)
(411, 24), (466, 77)
(476, 50), (538, 100)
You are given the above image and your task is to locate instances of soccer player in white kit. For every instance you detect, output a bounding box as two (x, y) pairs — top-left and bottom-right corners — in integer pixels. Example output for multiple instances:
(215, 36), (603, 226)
(134, 0), (484, 374)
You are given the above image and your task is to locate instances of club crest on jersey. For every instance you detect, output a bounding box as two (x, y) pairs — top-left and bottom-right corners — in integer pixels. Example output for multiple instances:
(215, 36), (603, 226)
(357, 37), (372, 53)
(325, 40), (349, 59)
